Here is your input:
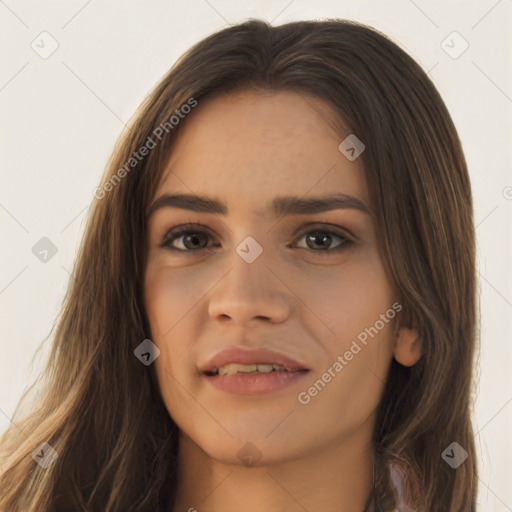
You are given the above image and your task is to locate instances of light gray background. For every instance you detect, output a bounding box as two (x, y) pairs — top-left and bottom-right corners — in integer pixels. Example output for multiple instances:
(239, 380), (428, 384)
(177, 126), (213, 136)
(1, 1), (511, 510)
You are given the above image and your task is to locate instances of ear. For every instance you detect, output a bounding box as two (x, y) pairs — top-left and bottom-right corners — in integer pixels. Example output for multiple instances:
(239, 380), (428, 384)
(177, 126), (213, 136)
(393, 326), (422, 367)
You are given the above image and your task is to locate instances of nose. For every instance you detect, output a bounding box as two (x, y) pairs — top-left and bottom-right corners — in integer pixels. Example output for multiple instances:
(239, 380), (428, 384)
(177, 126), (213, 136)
(207, 248), (293, 326)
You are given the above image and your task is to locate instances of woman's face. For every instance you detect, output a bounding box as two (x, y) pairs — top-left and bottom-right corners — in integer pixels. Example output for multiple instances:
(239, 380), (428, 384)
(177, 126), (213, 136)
(144, 90), (398, 466)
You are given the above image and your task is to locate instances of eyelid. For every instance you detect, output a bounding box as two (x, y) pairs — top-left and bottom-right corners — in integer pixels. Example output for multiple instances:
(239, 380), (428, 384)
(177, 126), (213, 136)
(289, 221), (356, 241)
(160, 221), (212, 239)
(160, 222), (353, 241)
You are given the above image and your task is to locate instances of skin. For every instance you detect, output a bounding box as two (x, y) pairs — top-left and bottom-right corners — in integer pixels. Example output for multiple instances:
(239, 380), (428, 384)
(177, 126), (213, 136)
(144, 90), (422, 512)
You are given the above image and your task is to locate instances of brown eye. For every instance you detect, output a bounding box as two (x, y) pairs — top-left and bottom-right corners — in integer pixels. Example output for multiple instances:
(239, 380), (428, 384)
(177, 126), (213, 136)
(160, 225), (218, 252)
(295, 227), (352, 255)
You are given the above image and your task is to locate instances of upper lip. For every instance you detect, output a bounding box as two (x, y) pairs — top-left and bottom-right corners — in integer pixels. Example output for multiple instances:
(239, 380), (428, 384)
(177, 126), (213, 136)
(200, 347), (310, 374)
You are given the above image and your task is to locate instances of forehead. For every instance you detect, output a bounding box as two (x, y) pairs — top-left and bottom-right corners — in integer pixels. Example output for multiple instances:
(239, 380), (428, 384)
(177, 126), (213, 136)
(154, 90), (369, 218)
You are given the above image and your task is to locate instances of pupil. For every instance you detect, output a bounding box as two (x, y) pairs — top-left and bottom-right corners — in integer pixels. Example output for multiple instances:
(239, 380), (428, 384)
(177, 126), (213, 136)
(186, 234), (206, 249)
(308, 232), (330, 250)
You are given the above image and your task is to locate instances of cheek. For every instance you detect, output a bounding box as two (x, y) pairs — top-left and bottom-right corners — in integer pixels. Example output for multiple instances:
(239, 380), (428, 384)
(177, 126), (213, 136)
(144, 267), (192, 419)
(295, 269), (395, 435)
(144, 262), (207, 379)
(324, 266), (395, 401)
(302, 260), (394, 345)
(301, 259), (396, 404)
(144, 264), (200, 338)
(144, 267), (191, 385)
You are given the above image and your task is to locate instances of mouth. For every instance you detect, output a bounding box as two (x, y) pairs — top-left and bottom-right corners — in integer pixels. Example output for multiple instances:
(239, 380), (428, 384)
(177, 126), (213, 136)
(202, 364), (310, 394)
(204, 363), (309, 376)
(200, 347), (310, 394)
(200, 346), (310, 376)
(203, 367), (310, 394)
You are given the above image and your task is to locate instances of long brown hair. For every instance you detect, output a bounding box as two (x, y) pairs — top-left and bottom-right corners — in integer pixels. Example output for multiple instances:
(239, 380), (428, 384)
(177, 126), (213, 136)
(0, 19), (478, 511)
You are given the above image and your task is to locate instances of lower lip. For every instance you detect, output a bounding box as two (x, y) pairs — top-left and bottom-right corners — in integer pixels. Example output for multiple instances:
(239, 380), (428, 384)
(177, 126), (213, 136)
(204, 370), (310, 394)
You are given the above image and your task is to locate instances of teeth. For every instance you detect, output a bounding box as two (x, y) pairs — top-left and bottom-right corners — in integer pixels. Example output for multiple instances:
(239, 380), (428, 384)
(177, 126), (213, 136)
(256, 364), (274, 374)
(213, 363), (286, 376)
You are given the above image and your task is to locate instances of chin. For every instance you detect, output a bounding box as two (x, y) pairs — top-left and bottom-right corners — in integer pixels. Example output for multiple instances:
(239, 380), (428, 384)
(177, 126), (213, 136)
(190, 430), (309, 468)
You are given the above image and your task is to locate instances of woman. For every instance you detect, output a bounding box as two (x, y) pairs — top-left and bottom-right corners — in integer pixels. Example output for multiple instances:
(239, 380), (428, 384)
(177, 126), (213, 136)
(0, 18), (478, 511)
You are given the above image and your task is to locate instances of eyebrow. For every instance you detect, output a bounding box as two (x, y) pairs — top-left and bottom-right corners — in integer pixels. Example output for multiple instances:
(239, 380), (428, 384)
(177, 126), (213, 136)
(148, 193), (372, 218)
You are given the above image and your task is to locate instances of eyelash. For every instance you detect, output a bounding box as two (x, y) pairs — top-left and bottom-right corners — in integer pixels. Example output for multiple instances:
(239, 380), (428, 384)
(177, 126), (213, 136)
(159, 223), (353, 256)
